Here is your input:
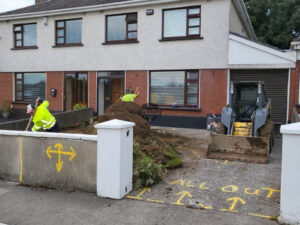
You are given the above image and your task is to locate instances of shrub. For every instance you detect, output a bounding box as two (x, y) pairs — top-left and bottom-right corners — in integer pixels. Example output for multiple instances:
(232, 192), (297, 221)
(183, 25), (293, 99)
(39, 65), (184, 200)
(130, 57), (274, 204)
(73, 104), (87, 110)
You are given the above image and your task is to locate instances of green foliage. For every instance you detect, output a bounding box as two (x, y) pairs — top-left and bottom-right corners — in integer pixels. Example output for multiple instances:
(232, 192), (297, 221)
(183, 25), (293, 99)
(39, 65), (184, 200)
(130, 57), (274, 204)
(133, 148), (165, 189)
(73, 103), (87, 110)
(1, 99), (12, 113)
(166, 158), (183, 169)
(132, 141), (182, 189)
(244, 0), (300, 49)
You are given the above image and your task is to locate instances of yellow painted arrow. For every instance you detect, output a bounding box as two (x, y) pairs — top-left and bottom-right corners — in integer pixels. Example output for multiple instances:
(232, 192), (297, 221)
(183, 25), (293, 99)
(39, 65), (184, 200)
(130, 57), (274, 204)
(221, 197), (246, 212)
(171, 191), (193, 206)
(46, 143), (77, 172)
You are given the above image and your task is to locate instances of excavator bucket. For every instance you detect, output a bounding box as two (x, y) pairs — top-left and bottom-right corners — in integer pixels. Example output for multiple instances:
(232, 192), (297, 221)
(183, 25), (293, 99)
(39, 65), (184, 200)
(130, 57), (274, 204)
(207, 134), (270, 164)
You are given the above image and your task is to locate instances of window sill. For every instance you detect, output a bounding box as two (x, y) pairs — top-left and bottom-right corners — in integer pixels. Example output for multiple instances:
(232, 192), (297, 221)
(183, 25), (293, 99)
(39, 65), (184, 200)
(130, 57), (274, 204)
(102, 40), (139, 45)
(146, 105), (201, 111)
(159, 36), (203, 42)
(11, 46), (38, 50)
(52, 43), (84, 48)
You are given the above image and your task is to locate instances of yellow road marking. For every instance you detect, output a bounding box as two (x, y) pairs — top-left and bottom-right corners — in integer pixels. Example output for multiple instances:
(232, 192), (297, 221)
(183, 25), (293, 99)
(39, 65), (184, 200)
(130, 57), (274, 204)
(169, 179), (185, 187)
(170, 191), (192, 206)
(146, 199), (164, 204)
(262, 187), (281, 198)
(220, 197), (246, 213)
(221, 185), (239, 193)
(199, 182), (209, 190)
(248, 213), (274, 219)
(126, 188), (151, 200)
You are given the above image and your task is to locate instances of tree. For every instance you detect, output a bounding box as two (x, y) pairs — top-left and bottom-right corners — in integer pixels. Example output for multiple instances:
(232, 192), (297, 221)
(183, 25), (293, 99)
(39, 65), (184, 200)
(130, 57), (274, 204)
(244, 0), (300, 49)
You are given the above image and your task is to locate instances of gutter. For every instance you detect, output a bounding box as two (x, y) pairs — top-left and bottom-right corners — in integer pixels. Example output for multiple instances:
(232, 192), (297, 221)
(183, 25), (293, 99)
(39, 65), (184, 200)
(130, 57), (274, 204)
(0, 0), (181, 21)
(232, 0), (256, 40)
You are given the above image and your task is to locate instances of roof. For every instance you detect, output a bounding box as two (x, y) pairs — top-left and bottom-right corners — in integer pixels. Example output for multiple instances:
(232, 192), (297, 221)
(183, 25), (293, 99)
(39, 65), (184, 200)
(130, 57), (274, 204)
(0, 0), (132, 16)
(293, 36), (300, 42)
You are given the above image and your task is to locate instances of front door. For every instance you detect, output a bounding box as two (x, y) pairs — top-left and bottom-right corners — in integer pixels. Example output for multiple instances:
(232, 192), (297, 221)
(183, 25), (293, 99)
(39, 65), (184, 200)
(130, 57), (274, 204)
(98, 77), (124, 115)
(65, 73), (88, 111)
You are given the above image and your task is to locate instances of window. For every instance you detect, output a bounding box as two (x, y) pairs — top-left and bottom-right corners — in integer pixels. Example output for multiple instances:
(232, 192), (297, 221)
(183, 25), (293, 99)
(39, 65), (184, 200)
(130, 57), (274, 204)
(150, 71), (199, 107)
(14, 24), (37, 48)
(15, 73), (46, 102)
(56, 19), (82, 45)
(162, 6), (201, 40)
(106, 13), (138, 43)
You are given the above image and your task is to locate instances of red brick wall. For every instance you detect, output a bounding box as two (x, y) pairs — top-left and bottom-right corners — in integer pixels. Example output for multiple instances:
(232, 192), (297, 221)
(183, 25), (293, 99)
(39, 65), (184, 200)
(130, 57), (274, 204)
(89, 71), (97, 112)
(289, 61), (300, 120)
(126, 71), (147, 105)
(161, 69), (228, 117)
(0, 73), (13, 106)
(46, 72), (63, 111)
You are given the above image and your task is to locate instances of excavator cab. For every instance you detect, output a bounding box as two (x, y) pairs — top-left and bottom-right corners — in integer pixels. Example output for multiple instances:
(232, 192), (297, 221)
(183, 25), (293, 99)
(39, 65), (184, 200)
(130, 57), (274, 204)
(221, 81), (271, 137)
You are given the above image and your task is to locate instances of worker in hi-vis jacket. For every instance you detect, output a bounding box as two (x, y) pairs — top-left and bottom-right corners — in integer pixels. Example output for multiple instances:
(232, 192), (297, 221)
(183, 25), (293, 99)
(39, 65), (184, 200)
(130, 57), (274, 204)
(122, 87), (140, 102)
(26, 99), (60, 132)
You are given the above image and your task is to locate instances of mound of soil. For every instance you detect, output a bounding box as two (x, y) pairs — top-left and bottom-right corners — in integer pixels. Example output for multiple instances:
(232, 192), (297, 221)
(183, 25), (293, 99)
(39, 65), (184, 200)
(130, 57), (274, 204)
(83, 102), (150, 138)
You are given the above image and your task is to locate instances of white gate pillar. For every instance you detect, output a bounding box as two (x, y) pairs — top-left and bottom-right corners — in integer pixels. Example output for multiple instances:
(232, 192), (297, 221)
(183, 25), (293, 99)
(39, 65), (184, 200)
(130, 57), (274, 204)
(280, 122), (300, 225)
(95, 119), (135, 199)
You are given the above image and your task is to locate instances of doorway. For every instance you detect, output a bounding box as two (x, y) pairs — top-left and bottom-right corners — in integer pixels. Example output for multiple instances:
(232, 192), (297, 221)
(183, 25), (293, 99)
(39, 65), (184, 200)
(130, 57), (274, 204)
(65, 72), (88, 111)
(97, 71), (125, 115)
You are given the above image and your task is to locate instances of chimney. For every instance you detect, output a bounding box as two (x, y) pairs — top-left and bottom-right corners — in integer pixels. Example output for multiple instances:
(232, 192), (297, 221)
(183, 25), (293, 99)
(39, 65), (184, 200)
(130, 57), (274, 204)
(35, 0), (50, 4)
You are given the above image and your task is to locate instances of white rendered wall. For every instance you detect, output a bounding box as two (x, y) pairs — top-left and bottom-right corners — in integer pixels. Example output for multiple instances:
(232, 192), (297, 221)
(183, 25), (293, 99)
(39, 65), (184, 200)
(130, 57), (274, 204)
(229, 1), (248, 38)
(0, 0), (230, 72)
(280, 123), (300, 225)
(229, 35), (296, 69)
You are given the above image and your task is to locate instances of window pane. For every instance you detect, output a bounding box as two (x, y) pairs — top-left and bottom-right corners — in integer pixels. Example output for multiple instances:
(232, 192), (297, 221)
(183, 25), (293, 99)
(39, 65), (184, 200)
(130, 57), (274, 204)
(16, 74), (23, 79)
(189, 18), (200, 26)
(187, 95), (198, 105)
(23, 73), (46, 101)
(66, 20), (82, 44)
(16, 80), (23, 91)
(14, 26), (22, 31)
(16, 33), (22, 40)
(164, 9), (187, 37)
(107, 15), (126, 41)
(187, 71), (199, 80)
(57, 29), (64, 37)
(128, 32), (137, 39)
(16, 92), (22, 100)
(188, 8), (200, 15)
(187, 83), (198, 94)
(151, 71), (185, 105)
(57, 37), (64, 44)
(188, 27), (200, 35)
(16, 41), (22, 47)
(57, 21), (64, 28)
(23, 24), (37, 46)
(126, 13), (137, 23)
(128, 23), (137, 31)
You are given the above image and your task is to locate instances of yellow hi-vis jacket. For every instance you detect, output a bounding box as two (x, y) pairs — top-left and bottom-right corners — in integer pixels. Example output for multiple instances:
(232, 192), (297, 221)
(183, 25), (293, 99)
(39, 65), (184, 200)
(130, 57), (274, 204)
(32, 101), (56, 132)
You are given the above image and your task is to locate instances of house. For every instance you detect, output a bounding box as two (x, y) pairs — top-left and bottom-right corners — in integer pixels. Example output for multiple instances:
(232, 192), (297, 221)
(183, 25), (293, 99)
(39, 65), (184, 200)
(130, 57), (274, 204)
(0, 0), (299, 128)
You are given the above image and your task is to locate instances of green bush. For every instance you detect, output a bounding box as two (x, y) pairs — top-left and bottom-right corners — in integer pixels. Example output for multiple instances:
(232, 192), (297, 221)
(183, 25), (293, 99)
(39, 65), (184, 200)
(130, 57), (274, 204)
(133, 148), (165, 189)
(73, 104), (87, 110)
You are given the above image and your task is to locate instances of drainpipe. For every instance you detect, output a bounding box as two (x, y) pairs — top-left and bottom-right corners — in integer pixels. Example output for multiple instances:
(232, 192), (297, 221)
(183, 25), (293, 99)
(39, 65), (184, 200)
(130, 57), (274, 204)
(291, 39), (300, 105)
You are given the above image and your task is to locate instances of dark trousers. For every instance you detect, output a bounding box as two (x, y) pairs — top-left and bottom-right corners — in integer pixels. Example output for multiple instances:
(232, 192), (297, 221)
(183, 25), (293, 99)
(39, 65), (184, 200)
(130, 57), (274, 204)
(46, 122), (60, 132)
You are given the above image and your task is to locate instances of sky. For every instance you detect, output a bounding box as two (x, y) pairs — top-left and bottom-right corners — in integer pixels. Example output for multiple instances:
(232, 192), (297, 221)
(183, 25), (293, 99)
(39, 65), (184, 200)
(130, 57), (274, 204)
(0, 0), (35, 13)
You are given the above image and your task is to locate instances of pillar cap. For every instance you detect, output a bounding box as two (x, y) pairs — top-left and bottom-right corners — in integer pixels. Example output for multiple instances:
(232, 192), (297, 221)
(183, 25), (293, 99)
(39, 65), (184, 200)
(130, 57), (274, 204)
(281, 122), (300, 135)
(94, 119), (135, 129)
